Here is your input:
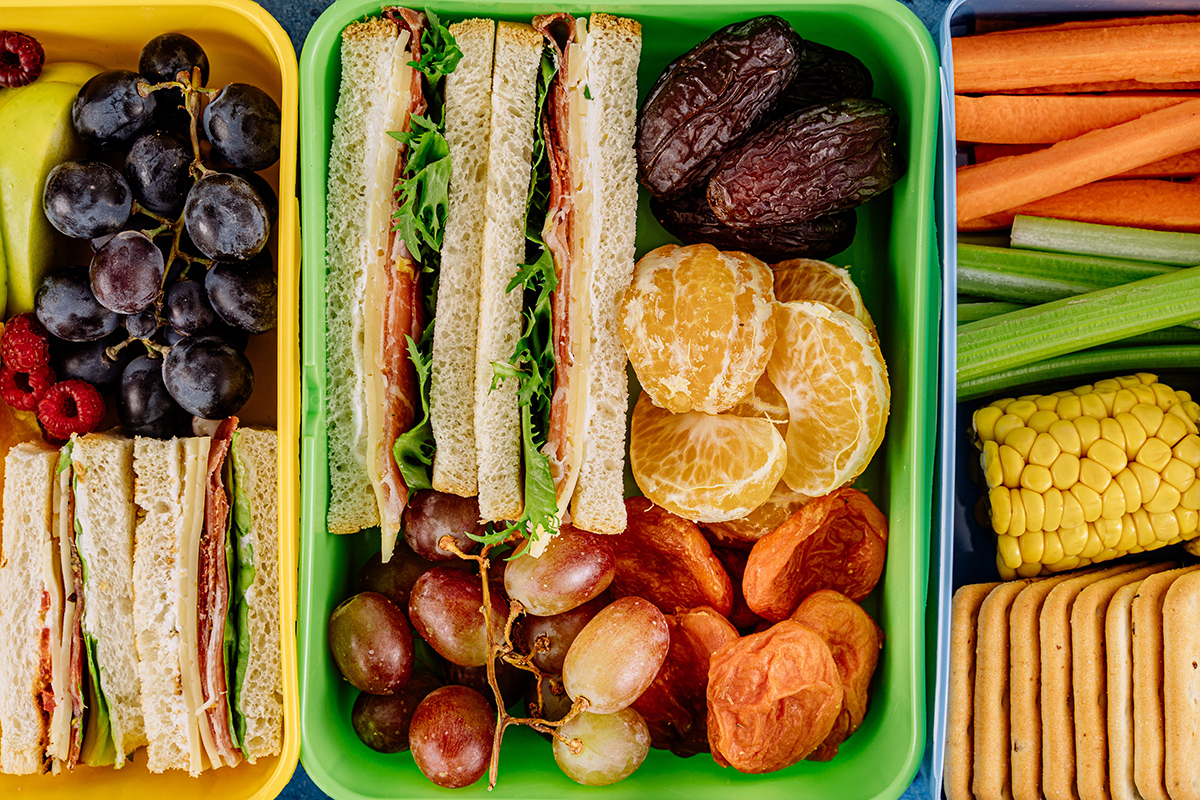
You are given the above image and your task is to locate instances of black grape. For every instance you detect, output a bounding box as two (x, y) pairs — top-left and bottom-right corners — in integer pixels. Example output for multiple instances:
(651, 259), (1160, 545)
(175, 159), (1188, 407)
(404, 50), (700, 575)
(202, 83), (281, 171)
(35, 265), (121, 342)
(205, 254), (276, 333)
(72, 70), (157, 149)
(183, 172), (270, 261)
(43, 161), (132, 240)
(90, 231), (164, 314)
(125, 131), (193, 214)
(161, 333), (253, 418)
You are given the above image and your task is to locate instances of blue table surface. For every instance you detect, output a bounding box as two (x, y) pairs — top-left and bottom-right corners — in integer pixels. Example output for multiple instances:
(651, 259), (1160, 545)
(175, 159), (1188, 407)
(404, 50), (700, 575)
(262, 0), (949, 797)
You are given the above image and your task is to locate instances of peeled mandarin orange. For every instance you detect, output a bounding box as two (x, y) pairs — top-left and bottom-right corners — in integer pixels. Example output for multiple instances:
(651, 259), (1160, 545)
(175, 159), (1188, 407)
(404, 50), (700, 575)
(629, 391), (787, 524)
(727, 373), (789, 437)
(772, 259), (876, 338)
(768, 301), (889, 496)
(618, 243), (776, 415)
(703, 479), (814, 546)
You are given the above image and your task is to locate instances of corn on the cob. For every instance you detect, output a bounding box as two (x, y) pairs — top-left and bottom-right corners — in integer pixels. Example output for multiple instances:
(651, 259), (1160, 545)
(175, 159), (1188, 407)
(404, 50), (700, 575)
(973, 373), (1200, 579)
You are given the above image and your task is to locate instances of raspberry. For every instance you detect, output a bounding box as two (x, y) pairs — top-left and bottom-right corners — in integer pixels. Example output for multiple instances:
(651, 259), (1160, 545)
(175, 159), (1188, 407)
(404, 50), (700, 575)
(37, 380), (105, 441)
(0, 31), (44, 88)
(1, 313), (50, 371)
(0, 363), (56, 411)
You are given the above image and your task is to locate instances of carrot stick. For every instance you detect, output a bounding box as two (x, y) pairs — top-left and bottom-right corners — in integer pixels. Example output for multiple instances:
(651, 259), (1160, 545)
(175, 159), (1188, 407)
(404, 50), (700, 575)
(956, 99), (1200, 223)
(1002, 80), (1200, 94)
(971, 144), (1200, 178)
(982, 15), (1200, 35)
(955, 93), (1195, 143)
(958, 180), (1200, 232)
(953, 23), (1200, 93)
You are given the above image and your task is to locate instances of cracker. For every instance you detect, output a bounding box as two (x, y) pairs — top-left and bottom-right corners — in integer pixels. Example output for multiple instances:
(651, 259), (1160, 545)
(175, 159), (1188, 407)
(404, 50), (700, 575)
(1106, 579), (1146, 800)
(945, 581), (1001, 800)
(1133, 565), (1199, 800)
(974, 579), (1043, 800)
(1163, 569), (1200, 800)
(1041, 563), (1149, 800)
(1072, 563), (1175, 800)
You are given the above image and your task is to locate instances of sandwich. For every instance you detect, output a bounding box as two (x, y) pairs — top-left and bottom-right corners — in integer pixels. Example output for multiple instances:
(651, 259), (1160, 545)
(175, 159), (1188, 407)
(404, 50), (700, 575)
(0, 424), (281, 775)
(325, 8), (642, 556)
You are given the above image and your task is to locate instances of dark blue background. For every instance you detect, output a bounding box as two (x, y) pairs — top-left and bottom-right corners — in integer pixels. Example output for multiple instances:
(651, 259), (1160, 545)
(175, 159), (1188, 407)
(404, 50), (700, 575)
(260, 0), (950, 797)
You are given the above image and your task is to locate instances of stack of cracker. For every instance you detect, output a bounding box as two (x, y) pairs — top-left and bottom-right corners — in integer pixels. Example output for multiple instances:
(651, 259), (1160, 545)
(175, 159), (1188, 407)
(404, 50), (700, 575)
(944, 560), (1200, 800)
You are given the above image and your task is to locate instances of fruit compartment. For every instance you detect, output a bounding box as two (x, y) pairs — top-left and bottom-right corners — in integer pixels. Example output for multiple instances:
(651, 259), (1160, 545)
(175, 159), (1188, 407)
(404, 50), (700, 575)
(298, 0), (939, 798)
(930, 2), (1200, 798)
(0, 1), (300, 799)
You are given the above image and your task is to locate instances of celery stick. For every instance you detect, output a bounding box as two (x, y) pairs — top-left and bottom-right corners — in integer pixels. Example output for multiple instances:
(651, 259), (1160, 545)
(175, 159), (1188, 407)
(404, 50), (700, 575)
(959, 303), (1200, 344)
(958, 345), (1200, 401)
(957, 266), (1200, 384)
(1010, 215), (1200, 266)
(957, 301), (1026, 324)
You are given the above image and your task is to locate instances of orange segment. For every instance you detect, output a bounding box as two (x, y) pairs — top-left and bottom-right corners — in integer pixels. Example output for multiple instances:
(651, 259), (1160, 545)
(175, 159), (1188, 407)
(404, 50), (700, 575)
(618, 243), (776, 415)
(703, 479), (814, 545)
(727, 373), (789, 436)
(629, 392), (787, 523)
(768, 301), (890, 496)
(773, 258), (876, 338)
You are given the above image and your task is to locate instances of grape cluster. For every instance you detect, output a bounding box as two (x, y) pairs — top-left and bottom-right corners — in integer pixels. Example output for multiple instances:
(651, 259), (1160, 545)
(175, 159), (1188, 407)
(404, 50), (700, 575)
(33, 32), (279, 437)
(328, 491), (659, 788)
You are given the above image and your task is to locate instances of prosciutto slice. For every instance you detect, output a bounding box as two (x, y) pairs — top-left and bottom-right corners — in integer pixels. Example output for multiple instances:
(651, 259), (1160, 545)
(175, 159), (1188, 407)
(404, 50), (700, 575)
(198, 416), (241, 767)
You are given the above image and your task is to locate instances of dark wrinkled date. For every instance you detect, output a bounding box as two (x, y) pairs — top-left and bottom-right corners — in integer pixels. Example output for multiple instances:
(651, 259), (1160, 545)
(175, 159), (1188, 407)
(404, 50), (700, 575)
(774, 42), (874, 116)
(651, 190), (856, 263)
(707, 98), (902, 228)
(636, 15), (802, 200)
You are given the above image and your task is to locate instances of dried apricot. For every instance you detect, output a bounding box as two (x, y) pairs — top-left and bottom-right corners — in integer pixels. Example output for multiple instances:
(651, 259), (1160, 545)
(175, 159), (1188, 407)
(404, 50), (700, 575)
(707, 620), (843, 772)
(618, 243), (776, 414)
(790, 590), (883, 761)
(743, 487), (888, 621)
(707, 545), (764, 631)
(609, 498), (734, 616)
(631, 607), (739, 757)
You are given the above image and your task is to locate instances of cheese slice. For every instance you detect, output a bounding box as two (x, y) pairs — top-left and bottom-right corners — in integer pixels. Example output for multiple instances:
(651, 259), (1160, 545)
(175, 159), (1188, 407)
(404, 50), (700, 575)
(45, 463), (73, 767)
(179, 437), (216, 772)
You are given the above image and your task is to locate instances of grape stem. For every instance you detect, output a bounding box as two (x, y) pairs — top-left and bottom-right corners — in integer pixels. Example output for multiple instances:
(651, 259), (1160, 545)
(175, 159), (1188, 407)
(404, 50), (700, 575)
(437, 534), (593, 790)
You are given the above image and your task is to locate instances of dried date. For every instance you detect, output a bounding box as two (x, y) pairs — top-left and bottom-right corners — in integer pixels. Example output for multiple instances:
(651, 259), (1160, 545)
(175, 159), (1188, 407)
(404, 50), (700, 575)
(636, 15), (803, 199)
(774, 41), (873, 116)
(707, 98), (902, 228)
(651, 189), (856, 262)
(742, 487), (888, 621)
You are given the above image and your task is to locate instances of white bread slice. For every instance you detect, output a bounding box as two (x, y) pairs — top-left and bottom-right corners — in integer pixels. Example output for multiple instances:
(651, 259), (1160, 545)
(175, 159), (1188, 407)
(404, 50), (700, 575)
(230, 428), (282, 763)
(0, 443), (58, 775)
(325, 18), (396, 534)
(132, 437), (198, 774)
(474, 22), (544, 522)
(430, 17), (496, 498)
(565, 14), (641, 535)
(72, 432), (145, 765)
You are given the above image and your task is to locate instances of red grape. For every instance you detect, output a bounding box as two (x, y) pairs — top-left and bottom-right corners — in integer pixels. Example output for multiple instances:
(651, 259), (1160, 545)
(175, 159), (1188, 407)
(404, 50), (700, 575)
(403, 489), (484, 561)
(517, 595), (606, 674)
(351, 670), (443, 753)
(504, 526), (615, 616)
(327, 592), (414, 695)
(409, 685), (495, 789)
(553, 708), (651, 786)
(408, 567), (507, 667)
(562, 597), (670, 714)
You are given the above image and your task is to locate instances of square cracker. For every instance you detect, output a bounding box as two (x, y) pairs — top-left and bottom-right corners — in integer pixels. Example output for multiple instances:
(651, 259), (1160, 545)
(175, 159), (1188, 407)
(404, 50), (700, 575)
(1163, 569), (1200, 800)
(945, 582), (1001, 800)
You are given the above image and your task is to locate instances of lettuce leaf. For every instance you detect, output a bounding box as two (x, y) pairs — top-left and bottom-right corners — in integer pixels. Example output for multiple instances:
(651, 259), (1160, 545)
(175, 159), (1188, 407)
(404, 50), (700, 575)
(392, 328), (436, 491)
(221, 439), (241, 755)
(389, 114), (452, 267)
(231, 431), (256, 756)
(76, 496), (116, 768)
(409, 9), (462, 115)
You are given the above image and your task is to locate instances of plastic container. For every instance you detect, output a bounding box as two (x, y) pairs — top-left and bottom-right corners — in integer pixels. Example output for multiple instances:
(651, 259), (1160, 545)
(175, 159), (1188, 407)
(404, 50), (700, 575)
(0, 1), (301, 798)
(298, 1), (939, 797)
(931, 3), (1200, 797)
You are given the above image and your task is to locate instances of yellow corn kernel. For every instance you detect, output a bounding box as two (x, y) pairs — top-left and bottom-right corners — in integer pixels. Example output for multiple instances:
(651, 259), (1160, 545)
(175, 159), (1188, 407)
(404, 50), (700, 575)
(1072, 383), (1094, 395)
(1168, 403), (1200, 436)
(1162, 458), (1195, 494)
(1010, 488), (1028, 534)
(1176, 507), (1199, 536)
(1004, 427), (1038, 460)
(994, 413), (1024, 445)
(1117, 514), (1139, 554)
(1000, 445), (1025, 488)
(1183, 481), (1200, 512)
(1029, 432), (1062, 468)
(1043, 531), (1065, 564)
(1061, 523), (1089, 557)
(1071, 483), (1103, 523)
(1075, 417), (1102, 451)
(1042, 488), (1065, 531)
(1112, 388), (1138, 416)
(1101, 417), (1127, 451)
(1130, 461), (1163, 501)
(1049, 420), (1082, 458)
(1095, 378), (1123, 392)
(1175, 434), (1200, 469)
(1021, 464), (1053, 494)
(1130, 384), (1158, 406)
(1136, 437), (1173, 473)
(997, 560), (1017, 581)
(982, 441), (1003, 489)
(1058, 394), (1083, 420)
(1018, 394), (1040, 402)
(1114, 468), (1142, 513)
(1050, 555), (1082, 573)
(1150, 510), (1180, 542)
(1178, 390), (1194, 403)
(973, 406), (1004, 443)
(1062, 490), (1086, 529)
(1158, 414), (1189, 449)
(1145, 483), (1182, 515)
(1078, 457), (1113, 493)
(1080, 393), (1108, 420)
(1101, 480), (1126, 520)
(1133, 509), (1156, 547)
(1023, 489), (1046, 532)
(1016, 562), (1043, 578)
(1006, 400), (1038, 424)
(1019, 530), (1045, 564)
(1153, 382), (1179, 409)
(1034, 395), (1060, 412)
(1028, 410), (1059, 434)
(1051, 452), (1082, 491)
(1088, 439), (1129, 475)
(1136, 373), (1158, 386)
(991, 487), (1012, 533)
(1131, 403), (1165, 439)
(1081, 525), (1104, 559)
(991, 397), (1016, 411)
(1184, 400), (1200, 419)
(998, 534), (1023, 570)
(1095, 517), (1123, 549)
(1115, 413), (1148, 459)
